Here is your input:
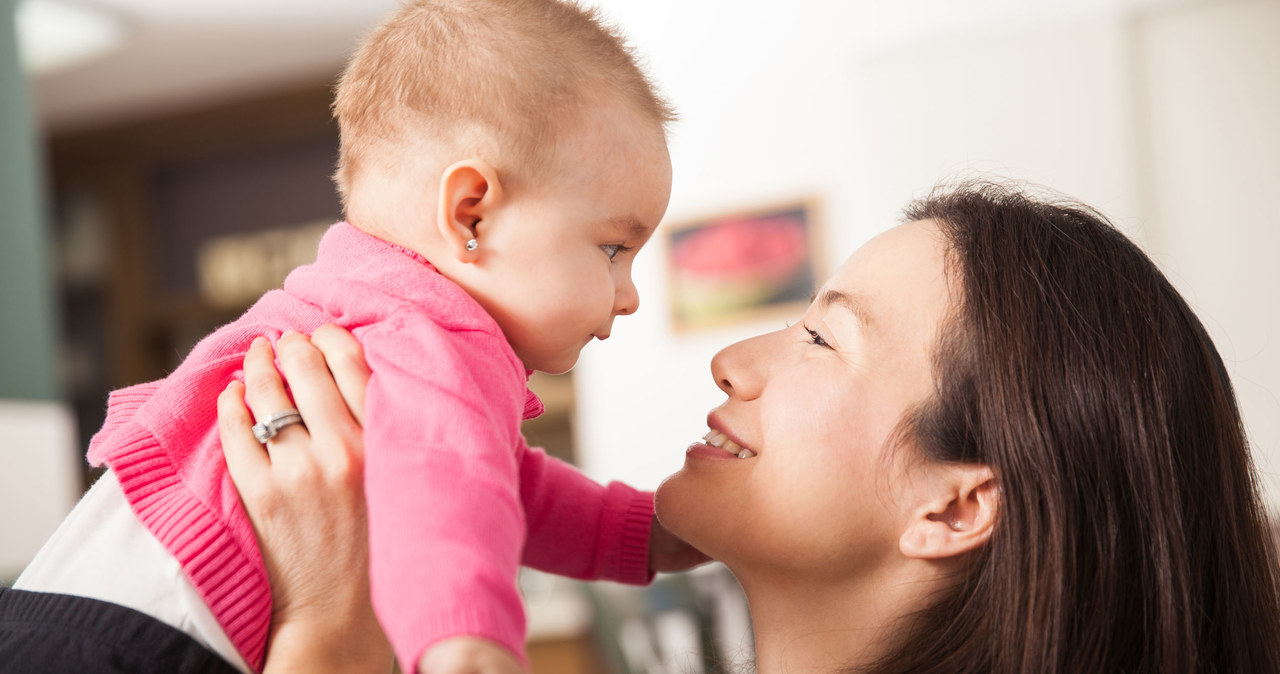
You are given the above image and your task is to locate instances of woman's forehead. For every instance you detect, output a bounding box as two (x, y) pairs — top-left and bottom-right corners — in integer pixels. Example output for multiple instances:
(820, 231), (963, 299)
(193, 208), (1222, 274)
(826, 220), (949, 308)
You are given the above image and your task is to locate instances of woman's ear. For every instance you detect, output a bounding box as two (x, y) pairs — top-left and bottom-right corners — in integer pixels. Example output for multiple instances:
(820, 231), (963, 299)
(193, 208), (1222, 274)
(437, 160), (502, 263)
(899, 464), (998, 560)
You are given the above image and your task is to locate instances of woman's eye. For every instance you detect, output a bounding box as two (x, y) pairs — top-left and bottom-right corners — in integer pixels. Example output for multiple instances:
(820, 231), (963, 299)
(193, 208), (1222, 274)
(601, 244), (628, 260)
(804, 325), (830, 348)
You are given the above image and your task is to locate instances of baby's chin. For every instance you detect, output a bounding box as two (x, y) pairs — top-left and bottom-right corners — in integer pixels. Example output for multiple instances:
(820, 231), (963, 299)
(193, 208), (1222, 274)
(521, 351), (582, 376)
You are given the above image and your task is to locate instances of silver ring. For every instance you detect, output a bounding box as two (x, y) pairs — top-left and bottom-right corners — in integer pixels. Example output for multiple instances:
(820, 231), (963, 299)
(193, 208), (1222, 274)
(252, 408), (305, 444)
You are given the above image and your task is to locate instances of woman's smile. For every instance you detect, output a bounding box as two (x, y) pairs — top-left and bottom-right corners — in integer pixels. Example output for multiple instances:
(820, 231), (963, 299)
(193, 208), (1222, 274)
(685, 434), (757, 461)
(701, 428), (756, 459)
(685, 414), (759, 462)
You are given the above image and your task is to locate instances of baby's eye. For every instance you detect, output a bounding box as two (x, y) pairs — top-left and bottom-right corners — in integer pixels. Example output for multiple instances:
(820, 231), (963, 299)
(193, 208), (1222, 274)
(600, 244), (629, 260)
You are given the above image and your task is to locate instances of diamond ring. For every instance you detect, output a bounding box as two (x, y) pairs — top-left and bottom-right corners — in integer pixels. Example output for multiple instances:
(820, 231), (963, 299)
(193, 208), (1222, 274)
(251, 408), (305, 444)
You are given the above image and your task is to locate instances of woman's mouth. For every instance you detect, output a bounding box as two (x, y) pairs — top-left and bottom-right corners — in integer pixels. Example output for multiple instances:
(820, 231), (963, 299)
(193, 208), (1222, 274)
(702, 430), (756, 459)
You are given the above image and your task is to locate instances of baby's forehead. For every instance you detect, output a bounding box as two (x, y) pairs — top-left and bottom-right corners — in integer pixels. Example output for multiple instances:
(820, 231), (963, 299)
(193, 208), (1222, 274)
(536, 107), (669, 172)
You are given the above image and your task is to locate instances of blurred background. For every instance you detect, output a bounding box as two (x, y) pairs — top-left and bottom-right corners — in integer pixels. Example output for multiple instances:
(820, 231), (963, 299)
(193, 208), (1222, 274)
(1, 0), (1277, 671)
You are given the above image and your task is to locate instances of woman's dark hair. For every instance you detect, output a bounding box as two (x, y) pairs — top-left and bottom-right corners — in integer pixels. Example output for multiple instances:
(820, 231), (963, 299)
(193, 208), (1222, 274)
(867, 182), (1280, 673)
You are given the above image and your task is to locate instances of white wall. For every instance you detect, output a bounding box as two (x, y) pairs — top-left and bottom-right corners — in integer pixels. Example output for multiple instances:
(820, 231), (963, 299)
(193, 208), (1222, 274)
(1135, 0), (1280, 501)
(0, 401), (81, 581)
(574, 0), (1280, 510)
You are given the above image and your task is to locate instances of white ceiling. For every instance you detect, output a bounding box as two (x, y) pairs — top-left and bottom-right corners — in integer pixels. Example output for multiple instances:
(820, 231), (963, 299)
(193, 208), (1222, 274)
(26, 0), (401, 131)
(23, 0), (1182, 133)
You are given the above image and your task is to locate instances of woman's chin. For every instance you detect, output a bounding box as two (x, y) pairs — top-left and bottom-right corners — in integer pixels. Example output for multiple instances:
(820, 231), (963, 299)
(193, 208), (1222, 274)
(653, 472), (682, 526)
(655, 468), (730, 563)
(654, 472), (696, 537)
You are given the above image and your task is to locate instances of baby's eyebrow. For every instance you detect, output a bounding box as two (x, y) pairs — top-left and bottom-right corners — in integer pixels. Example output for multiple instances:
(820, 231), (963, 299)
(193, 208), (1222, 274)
(608, 215), (652, 238)
(811, 289), (877, 331)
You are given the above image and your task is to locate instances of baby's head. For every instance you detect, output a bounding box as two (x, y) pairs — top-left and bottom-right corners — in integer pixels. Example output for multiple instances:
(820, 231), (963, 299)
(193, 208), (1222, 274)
(334, 0), (675, 374)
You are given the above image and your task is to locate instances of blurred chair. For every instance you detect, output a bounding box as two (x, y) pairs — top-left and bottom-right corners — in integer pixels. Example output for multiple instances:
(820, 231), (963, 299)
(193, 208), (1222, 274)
(0, 401), (81, 583)
(587, 564), (753, 674)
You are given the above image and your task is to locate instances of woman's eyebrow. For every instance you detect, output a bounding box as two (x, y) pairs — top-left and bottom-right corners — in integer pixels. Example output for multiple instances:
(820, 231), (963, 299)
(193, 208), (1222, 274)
(812, 289), (877, 330)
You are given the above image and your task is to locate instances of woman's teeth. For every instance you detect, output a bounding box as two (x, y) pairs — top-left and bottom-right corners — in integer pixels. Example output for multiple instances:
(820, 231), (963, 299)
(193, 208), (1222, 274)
(702, 430), (756, 459)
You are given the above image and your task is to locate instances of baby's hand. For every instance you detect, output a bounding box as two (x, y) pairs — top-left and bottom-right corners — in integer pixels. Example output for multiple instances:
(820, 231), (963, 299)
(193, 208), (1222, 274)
(417, 637), (525, 674)
(649, 515), (712, 574)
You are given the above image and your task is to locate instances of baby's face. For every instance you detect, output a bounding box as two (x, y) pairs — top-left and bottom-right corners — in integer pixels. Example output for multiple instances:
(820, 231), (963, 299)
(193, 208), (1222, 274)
(475, 104), (673, 374)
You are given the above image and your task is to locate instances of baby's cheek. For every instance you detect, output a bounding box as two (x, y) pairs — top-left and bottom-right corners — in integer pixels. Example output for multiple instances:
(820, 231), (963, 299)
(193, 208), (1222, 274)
(587, 285), (619, 323)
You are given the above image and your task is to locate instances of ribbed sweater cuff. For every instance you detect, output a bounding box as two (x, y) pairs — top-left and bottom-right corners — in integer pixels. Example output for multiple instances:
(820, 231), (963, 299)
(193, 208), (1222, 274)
(396, 603), (529, 674)
(96, 422), (271, 671)
(600, 483), (655, 585)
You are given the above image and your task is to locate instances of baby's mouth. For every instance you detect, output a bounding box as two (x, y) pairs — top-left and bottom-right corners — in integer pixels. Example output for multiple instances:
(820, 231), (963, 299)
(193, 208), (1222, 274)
(702, 430), (756, 459)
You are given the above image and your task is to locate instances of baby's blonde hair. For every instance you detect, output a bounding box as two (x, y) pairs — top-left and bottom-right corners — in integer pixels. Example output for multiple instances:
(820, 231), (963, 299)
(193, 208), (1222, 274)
(333, 0), (675, 207)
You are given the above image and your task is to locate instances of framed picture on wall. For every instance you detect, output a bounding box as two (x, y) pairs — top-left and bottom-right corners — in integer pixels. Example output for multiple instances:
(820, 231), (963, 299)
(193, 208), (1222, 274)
(666, 200), (823, 332)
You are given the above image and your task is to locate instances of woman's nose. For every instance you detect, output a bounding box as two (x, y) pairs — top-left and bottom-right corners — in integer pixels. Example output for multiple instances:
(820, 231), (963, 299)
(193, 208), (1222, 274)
(710, 333), (768, 400)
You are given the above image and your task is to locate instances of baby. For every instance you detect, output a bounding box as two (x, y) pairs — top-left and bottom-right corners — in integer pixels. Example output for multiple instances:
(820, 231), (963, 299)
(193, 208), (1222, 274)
(10, 1), (685, 673)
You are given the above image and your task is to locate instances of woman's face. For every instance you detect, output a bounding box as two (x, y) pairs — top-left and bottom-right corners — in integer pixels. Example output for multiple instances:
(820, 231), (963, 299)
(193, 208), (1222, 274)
(655, 219), (953, 582)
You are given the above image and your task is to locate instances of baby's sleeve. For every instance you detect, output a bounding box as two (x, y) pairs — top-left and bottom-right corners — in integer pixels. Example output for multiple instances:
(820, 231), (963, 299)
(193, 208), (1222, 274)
(359, 315), (530, 672)
(518, 438), (655, 586)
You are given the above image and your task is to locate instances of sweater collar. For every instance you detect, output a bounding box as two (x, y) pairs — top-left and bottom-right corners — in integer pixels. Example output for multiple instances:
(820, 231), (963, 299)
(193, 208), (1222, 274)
(312, 223), (546, 419)
(523, 370), (545, 420)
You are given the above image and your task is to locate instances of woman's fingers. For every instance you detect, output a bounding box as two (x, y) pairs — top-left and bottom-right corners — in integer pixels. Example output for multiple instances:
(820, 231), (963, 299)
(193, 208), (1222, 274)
(242, 335), (309, 448)
(310, 324), (370, 427)
(217, 380), (269, 496)
(219, 329), (390, 670)
(275, 329), (365, 469)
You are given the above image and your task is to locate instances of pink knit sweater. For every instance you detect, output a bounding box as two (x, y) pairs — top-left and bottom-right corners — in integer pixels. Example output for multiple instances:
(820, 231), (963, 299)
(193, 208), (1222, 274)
(87, 223), (655, 672)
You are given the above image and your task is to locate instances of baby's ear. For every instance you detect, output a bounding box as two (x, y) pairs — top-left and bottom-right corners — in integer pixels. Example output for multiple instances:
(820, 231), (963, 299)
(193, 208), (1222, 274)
(899, 464), (998, 560)
(437, 160), (502, 262)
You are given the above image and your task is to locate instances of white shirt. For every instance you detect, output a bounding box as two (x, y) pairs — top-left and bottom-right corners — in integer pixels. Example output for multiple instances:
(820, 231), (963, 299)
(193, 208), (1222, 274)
(15, 470), (252, 673)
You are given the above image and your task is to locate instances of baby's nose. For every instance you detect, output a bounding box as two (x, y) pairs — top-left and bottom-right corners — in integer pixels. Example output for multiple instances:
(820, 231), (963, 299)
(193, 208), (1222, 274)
(615, 278), (640, 316)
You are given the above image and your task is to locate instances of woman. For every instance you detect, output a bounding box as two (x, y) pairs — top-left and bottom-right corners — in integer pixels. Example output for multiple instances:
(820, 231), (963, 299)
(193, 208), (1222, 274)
(226, 182), (1280, 672)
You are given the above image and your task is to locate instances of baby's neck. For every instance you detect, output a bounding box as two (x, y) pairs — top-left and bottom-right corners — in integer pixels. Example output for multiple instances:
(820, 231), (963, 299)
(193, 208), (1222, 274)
(347, 218), (462, 297)
(344, 176), (446, 265)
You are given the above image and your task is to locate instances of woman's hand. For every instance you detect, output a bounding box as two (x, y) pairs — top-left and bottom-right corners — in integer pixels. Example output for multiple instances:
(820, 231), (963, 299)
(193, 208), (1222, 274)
(217, 326), (392, 673)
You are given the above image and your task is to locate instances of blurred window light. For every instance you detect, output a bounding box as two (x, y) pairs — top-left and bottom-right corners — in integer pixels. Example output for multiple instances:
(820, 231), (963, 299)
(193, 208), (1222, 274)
(16, 0), (129, 76)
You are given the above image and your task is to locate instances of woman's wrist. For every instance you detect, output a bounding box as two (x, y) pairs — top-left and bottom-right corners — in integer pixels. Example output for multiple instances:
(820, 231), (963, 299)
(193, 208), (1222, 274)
(265, 618), (393, 674)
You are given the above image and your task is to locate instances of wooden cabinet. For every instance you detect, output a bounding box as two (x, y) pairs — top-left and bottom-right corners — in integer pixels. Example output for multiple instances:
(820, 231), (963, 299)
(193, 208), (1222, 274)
(50, 84), (341, 485)
(48, 80), (580, 478)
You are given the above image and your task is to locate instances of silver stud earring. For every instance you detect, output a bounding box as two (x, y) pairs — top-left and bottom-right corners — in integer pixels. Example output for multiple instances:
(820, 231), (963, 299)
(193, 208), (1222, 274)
(466, 238), (478, 251)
